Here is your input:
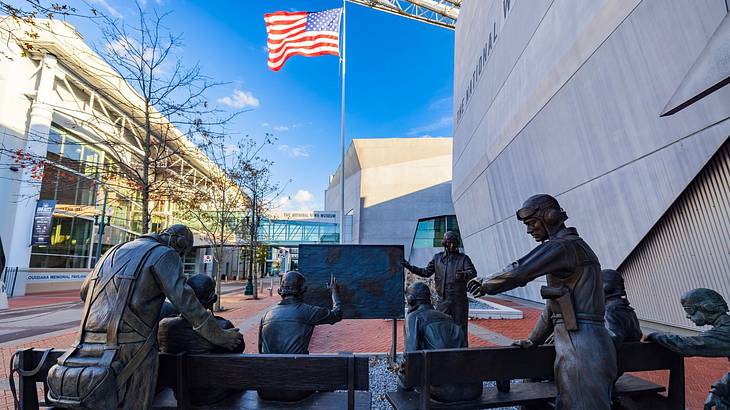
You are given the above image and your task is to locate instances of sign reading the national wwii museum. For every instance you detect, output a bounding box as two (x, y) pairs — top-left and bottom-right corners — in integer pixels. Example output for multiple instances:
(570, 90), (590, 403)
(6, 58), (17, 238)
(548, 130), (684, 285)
(455, 0), (514, 125)
(298, 244), (404, 319)
(31, 200), (56, 245)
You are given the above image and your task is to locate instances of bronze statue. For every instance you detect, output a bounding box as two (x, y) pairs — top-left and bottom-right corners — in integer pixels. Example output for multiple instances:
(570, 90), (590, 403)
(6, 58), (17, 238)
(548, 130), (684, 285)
(402, 231), (477, 343)
(399, 282), (482, 402)
(46, 224), (242, 410)
(158, 274), (245, 406)
(257, 270), (342, 402)
(645, 288), (730, 409)
(602, 269), (642, 347)
(468, 194), (616, 409)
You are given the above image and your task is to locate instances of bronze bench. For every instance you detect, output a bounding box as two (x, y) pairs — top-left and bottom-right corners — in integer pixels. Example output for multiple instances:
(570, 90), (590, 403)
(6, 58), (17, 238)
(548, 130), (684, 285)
(387, 341), (684, 410)
(12, 349), (370, 410)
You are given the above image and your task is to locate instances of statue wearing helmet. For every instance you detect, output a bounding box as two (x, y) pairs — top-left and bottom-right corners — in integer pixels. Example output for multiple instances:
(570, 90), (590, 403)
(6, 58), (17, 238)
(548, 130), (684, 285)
(468, 194), (616, 410)
(46, 224), (242, 410)
(399, 282), (483, 402)
(402, 230), (477, 343)
(257, 271), (343, 402)
(646, 288), (730, 409)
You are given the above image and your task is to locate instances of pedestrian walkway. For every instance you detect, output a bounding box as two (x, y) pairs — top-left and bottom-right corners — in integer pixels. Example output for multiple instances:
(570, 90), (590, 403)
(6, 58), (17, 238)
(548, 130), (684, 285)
(1, 287), (726, 409)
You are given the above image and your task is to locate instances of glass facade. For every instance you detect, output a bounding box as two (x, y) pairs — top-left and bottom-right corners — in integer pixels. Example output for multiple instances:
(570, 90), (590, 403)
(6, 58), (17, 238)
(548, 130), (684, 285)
(411, 215), (461, 249)
(30, 126), (142, 268)
(257, 218), (339, 245)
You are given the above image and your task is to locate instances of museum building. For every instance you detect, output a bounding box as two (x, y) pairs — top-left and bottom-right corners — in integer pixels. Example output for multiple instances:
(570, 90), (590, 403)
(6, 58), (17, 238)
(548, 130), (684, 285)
(454, 0), (730, 331)
(325, 137), (460, 267)
(0, 19), (228, 295)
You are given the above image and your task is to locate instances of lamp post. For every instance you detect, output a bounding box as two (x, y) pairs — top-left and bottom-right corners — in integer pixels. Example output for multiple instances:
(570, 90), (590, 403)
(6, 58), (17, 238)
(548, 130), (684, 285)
(94, 188), (110, 263)
(244, 213), (254, 296)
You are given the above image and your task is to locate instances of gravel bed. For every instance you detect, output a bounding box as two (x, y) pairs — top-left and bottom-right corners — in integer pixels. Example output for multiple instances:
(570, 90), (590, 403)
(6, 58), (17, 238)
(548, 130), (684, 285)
(368, 355), (517, 410)
(369, 355), (400, 409)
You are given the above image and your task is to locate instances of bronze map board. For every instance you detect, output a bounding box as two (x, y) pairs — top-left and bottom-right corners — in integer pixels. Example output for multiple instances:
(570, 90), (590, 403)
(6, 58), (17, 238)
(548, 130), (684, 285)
(298, 244), (405, 319)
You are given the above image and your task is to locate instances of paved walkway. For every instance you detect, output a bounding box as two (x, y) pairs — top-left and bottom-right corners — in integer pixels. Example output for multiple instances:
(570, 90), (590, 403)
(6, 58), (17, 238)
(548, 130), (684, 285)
(1, 285), (727, 409)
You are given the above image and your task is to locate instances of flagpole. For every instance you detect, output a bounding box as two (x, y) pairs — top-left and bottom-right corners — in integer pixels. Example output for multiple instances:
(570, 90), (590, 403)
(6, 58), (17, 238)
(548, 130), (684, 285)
(339, 1), (347, 244)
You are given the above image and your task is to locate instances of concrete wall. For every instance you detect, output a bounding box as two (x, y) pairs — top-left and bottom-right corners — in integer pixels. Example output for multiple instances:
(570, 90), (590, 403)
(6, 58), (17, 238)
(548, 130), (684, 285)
(325, 144), (363, 243)
(454, 0), (730, 303)
(325, 138), (455, 256)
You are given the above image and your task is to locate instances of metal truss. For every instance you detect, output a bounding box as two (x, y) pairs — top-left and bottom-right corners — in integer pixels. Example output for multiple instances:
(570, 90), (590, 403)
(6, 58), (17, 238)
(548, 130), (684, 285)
(348, 0), (459, 30)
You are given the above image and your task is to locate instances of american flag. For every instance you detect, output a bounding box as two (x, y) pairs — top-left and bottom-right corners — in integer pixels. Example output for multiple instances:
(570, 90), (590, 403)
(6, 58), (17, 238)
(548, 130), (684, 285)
(264, 8), (342, 72)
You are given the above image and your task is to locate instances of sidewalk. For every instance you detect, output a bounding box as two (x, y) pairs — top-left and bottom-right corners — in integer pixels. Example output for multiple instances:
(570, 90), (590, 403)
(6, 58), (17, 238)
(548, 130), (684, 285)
(7, 290), (81, 310)
(2, 288), (727, 409)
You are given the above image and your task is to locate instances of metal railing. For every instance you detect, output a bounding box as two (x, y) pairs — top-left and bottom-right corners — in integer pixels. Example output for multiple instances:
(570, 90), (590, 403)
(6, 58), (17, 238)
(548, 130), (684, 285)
(1, 267), (19, 298)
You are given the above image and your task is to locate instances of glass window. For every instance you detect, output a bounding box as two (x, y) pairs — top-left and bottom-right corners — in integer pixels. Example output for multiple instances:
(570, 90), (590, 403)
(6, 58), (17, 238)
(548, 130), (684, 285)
(32, 125), (142, 268)
(412, 215), (462, 249)
(30, 215), (93, 268)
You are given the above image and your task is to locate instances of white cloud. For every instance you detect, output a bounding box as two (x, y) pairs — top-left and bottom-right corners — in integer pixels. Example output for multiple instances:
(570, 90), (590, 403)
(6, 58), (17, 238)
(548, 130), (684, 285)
(277, 144), (310, 158)
(293, 189), (314, 203)
(407, 116), (452, 136)
(275, 189), (317, 211)
(273, 125), (289, 132)
(262, 122), (270, 127)
(217, 90), (260, 109)
(428, 96), (452, 111)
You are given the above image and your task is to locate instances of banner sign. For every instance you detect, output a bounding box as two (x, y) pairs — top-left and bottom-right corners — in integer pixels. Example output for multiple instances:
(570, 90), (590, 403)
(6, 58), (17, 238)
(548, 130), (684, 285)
(31, 200), (56, 245)
(298, 244), (405, 319)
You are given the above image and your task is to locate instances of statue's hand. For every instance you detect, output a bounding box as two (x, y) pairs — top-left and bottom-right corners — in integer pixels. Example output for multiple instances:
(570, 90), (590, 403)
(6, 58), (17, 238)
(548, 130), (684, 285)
(219, 328), (243, 351)
(327, 275), (340, 292)
(644, 332), (660, 342)
(467, 278), (485, 297)
(511, 339), (534, 349)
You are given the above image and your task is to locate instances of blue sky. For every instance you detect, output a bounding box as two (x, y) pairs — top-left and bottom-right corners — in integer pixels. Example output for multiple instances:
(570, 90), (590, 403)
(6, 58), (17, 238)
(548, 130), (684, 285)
(43, 0), (455, 211)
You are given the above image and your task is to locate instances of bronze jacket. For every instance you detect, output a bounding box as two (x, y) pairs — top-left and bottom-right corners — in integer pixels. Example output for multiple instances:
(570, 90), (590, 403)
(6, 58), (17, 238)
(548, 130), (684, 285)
(258, 298), (342, 354)
(409, 251), (477, 330)
(404, 304), (465, 352)
(651, 315), (730, 358)
(484, 227), (604, 343)
(80, 237), (214, 344)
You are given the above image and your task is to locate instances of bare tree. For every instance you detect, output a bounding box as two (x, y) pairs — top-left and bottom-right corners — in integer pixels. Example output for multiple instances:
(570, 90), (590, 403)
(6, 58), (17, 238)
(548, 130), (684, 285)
(177, 132), (275, 309)
(240, 152), (286, 299)
(93, 2), (239, 232)
(0, 2), (240, 234)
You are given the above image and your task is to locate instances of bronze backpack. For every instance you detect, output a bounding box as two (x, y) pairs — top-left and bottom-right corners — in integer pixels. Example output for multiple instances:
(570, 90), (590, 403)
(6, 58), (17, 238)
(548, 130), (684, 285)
(46, 242), (162, 409)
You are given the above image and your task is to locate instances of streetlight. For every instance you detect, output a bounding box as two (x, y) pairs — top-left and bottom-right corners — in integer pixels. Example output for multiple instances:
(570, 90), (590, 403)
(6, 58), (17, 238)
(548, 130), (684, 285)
(244, 215), (254, 296)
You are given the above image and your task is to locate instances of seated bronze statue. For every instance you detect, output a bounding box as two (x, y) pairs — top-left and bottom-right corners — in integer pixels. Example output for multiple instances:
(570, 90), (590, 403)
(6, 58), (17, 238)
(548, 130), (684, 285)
(646, 288), (730, 409)
(602, 269), (642, 348)
(158, 274), (245, 406)
(46, 224), (242, 410)
(257, 270), (342, 402)
(399, 282), (483, 403)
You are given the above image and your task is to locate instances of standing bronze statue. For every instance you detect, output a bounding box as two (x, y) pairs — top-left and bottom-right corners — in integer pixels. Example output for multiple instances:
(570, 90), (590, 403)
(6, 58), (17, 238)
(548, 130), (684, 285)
(158, 274), (245, 406)
(46, 224), (242, 410)
(402, 231), (477, 343)
(399, 282), (483, 403)
(646, 288), (730, 409)
(257, 270), (343, 402)
(468, 194), (616, 410)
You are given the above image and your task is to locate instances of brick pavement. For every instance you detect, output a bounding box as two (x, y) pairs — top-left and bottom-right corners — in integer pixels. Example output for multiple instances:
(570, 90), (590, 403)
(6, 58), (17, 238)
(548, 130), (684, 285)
(2, 289), (728, 409)
(7, 290), (81, 309)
